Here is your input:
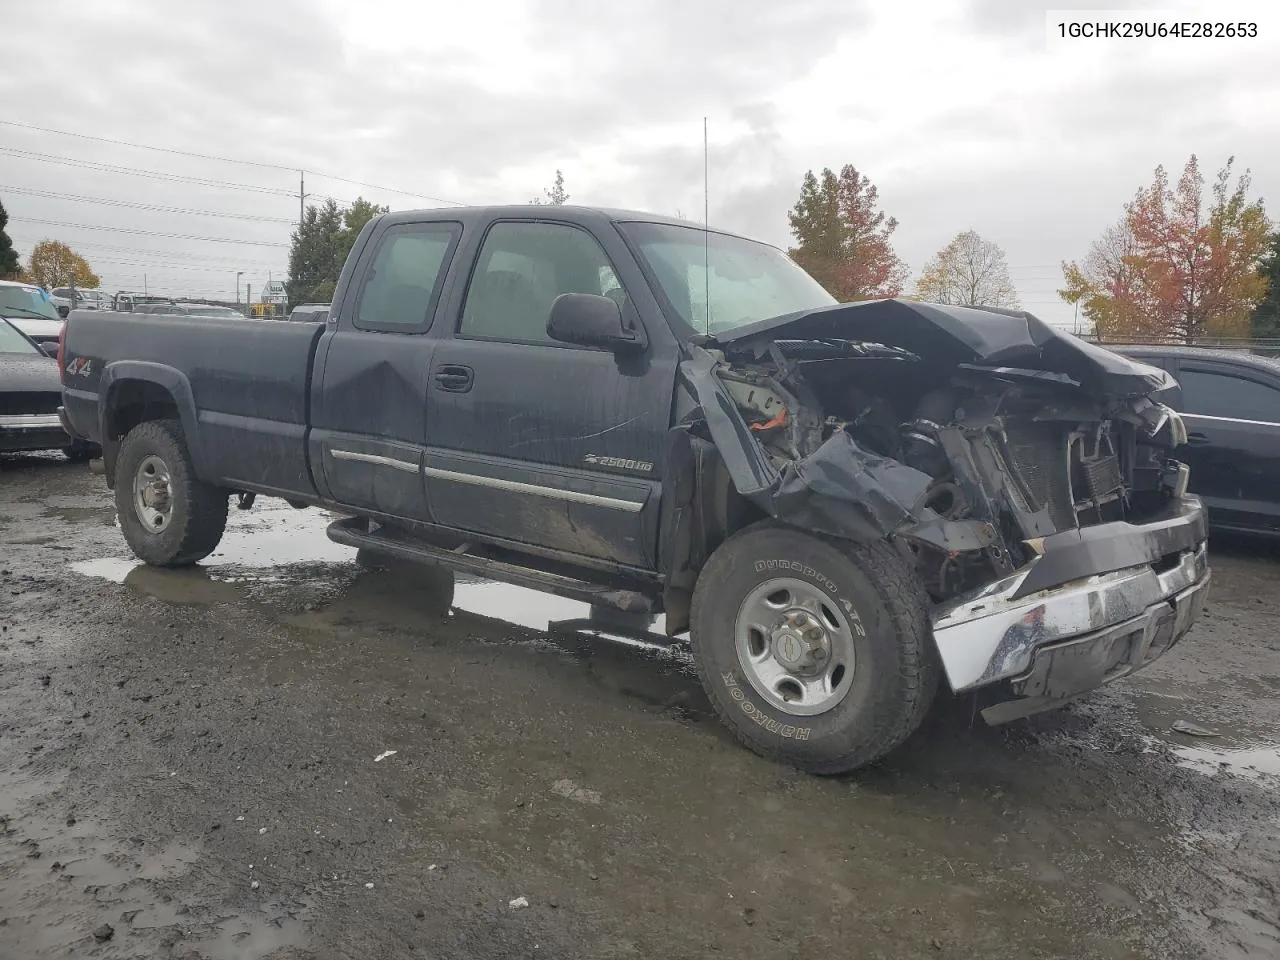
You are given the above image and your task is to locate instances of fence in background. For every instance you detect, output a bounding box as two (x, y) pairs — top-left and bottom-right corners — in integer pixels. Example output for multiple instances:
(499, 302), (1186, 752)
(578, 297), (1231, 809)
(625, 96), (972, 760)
(1082, 334), (1280, 358)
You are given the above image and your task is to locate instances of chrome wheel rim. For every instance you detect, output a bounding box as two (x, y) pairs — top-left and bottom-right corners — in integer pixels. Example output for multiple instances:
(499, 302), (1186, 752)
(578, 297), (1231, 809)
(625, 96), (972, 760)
(132, 455), (174, 533)
(734, 577), (860, 717)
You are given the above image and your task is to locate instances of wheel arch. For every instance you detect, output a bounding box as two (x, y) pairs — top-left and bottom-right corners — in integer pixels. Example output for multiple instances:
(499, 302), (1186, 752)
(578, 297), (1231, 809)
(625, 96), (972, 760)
(99, 362), (202, 488)
(659, 426), (767, 635)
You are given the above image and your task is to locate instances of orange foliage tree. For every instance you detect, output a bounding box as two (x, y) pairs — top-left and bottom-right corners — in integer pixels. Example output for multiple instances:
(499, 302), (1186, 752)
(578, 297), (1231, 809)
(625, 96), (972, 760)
(1061, 156), (1270, 343)
(787, 165), (907, 301)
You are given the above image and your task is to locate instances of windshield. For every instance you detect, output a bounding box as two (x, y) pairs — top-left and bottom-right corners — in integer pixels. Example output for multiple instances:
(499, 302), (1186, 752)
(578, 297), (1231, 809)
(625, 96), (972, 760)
(619, 221), (835, 336)
(0, 318), (41, 355)
(0, 285), (62, 322)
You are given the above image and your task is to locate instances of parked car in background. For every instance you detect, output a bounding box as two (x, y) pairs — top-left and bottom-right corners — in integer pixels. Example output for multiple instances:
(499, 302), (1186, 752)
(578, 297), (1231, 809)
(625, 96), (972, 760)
(50, 288), (112, 317)
(1112, 344), (1280, 536)
(113, 292), (176, 313)
(0, 279), (63, 348)
(287, 303), (329, 323)
(125, 303), (245, 319)
(0, 318), (95, 459)
(182, 304), (246, 319)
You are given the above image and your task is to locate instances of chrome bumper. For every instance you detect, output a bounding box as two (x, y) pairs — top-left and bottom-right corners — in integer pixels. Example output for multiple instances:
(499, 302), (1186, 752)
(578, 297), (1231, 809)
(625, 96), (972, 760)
(931, 506), (1210, 721)
(0, 413), (63, 429)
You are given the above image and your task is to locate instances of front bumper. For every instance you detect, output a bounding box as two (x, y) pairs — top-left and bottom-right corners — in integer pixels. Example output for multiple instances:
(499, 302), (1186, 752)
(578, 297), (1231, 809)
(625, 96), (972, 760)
(0, 413), (70, 453)
(930, 495), (1210, 723)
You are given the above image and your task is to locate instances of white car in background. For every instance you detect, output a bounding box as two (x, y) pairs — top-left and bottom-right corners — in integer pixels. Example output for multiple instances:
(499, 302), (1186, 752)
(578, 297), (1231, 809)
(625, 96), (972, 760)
(49, 287), (112, 317)
(0, 279), (63, 350)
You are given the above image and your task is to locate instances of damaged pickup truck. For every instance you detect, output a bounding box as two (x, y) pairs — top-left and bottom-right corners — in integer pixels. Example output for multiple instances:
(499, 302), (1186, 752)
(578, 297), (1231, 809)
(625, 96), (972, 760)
(59, 205), (1210, 773)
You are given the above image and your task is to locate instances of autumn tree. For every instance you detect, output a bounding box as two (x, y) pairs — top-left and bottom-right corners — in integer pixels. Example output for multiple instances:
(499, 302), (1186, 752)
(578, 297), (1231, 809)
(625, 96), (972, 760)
(787, 165), (906, 301)
(26, 240), (100, 288)
(1251, 231), (1280, 337)
(531, 170), (569, 205)
(286, 196), (389, 306)
(0, 199), (21, 279)
(914, 230), (1020, 309)
(1058, 218), (1160, 340)
(1061, 156), (1271, 343)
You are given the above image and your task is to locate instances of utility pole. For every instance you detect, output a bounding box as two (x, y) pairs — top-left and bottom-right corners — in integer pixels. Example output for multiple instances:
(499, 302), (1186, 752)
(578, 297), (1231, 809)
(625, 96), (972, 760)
(298, 170), (310, 228)
(236, 271), (244, 304)
(144, 273), (148, 296)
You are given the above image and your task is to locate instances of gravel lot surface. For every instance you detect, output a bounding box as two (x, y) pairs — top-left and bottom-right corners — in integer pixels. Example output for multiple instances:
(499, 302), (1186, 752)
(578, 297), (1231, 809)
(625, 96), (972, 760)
(2, 453), (1277, 959)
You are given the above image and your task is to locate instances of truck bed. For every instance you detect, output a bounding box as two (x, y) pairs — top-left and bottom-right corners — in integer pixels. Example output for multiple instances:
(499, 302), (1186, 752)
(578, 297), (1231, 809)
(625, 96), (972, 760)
(62, 310), (326, 499)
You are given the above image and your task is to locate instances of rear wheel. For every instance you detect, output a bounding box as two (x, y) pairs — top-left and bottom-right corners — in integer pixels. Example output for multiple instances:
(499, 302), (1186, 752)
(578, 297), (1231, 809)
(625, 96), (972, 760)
(114, 419), (228, 567)
(689, 523), (939, 774)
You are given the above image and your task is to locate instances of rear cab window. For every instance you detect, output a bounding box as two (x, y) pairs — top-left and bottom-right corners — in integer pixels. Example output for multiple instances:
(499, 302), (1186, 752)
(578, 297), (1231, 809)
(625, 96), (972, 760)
(354, 222), (462, 333)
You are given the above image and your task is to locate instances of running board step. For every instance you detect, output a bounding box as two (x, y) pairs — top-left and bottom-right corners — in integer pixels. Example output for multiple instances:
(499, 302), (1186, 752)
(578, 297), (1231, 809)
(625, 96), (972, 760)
(326, 518), (655, 614)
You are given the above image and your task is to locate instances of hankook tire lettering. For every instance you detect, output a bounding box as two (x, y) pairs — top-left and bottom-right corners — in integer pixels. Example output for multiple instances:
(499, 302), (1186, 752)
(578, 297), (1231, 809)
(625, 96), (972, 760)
(721, 672), (811, 740)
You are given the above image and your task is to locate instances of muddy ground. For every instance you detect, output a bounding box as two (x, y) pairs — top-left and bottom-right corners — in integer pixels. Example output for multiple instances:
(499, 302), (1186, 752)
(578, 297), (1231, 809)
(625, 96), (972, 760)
(1, 454), (1277, 960)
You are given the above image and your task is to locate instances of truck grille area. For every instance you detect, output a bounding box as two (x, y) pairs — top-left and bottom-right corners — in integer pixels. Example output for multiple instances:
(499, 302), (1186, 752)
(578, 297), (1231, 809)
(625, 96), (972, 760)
(0, 392), (61, 417)
(1000, 420), (1075, 531)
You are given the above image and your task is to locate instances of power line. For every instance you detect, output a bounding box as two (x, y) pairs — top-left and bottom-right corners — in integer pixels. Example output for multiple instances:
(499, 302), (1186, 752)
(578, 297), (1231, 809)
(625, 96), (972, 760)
(7, 234), (282, 268)
(0, 119), (296, 171)
(0, 146), (296, 197)
(1, 118), (463, 206)
(10, 217), (288, 247)
(77, 256), (284, 276)
(305, 170), (461, 206)
(0, 184), (296, 224)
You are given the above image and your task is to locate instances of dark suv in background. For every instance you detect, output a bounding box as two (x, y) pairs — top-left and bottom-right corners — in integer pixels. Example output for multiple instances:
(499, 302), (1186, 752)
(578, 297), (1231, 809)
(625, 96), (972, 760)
(1112, 345), (1280, 536)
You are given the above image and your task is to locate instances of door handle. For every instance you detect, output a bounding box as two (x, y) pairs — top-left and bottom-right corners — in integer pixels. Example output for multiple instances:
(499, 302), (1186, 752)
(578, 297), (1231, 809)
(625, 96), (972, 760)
(1185, 432), (1211, 446)
(433, 364), (474, 392)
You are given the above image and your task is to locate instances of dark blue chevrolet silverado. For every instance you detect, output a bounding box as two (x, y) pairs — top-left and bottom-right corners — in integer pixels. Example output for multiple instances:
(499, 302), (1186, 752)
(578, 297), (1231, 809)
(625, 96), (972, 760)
(60, 205), (1210, 773)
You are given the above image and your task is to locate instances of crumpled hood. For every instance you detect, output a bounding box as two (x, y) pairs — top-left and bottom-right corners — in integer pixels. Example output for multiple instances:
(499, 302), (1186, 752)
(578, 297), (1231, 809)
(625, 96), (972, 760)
(0, 354), (62, 393)
(711, 299), (1174, 397)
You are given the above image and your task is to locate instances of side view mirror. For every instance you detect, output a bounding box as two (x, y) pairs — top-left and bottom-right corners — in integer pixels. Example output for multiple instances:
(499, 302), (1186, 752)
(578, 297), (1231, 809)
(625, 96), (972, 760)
(547, 293), (645, 352)
(40, 342), (59, 358)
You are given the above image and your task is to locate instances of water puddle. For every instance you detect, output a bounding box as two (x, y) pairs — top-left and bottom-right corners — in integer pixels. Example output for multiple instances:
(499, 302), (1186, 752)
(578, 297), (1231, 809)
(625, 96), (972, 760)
(207, 503), (354, 569)
(70, 557), (137, 583)
(71, 559), (244, 605)
(1170, 742), (1280, 780)
(452, 576), (672, 649)
(68, 502), (681, 649)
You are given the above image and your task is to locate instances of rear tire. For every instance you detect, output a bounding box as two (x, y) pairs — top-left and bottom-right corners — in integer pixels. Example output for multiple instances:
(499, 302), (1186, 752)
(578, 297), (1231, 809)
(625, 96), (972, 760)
(689, 522), (939, 774)
(114, 419), (228, 567)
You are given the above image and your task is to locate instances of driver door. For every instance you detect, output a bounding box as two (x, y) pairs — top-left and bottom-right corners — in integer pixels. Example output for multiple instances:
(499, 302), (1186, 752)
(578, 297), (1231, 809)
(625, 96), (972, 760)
(423, 219), (678, 567)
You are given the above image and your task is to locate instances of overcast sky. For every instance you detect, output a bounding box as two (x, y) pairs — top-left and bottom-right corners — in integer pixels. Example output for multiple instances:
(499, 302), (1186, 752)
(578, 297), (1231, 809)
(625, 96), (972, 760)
(3, 0), (1278, 326)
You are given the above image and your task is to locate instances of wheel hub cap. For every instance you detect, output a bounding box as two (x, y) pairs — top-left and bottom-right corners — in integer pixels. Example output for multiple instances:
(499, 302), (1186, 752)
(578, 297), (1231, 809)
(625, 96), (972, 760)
(132, 455), (174, 533)
(734, 577), (858, 718)
(770, 611), (829, 674)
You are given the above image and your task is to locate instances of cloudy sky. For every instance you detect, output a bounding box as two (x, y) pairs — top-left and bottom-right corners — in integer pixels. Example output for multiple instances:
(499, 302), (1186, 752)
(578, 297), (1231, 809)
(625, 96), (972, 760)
(3, 0), (1278, 327)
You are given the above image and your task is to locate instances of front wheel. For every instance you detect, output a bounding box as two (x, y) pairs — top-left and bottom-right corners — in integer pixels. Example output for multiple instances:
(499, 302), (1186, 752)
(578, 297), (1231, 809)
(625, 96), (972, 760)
(114, 419), (228, 567)
(689, 523), (939, 774)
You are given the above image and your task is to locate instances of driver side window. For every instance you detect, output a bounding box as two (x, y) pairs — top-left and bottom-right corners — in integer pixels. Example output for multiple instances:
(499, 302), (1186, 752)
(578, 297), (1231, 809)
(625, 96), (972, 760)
(459, 222), (625, 344)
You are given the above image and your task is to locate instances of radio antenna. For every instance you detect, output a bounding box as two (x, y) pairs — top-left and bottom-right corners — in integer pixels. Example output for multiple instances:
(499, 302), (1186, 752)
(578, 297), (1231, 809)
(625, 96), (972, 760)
(703, 116), (710, 335)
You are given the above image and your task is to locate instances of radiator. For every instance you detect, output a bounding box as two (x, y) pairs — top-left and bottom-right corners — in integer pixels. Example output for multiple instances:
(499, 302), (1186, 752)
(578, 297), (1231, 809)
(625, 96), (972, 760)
(999, 420), (1076, 531)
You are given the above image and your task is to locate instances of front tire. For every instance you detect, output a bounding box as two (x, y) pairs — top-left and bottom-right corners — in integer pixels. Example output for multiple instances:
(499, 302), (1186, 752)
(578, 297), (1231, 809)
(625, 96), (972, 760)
(114, 419), (228, 567)
(689, 523), (939, 774)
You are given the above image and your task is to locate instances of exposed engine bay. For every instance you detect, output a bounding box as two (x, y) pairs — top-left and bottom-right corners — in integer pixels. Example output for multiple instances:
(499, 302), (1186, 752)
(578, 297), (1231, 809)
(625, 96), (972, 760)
(699, 333), (1190, 605)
